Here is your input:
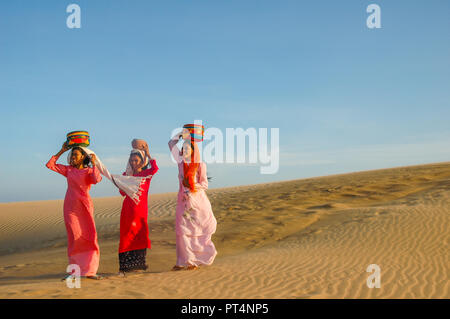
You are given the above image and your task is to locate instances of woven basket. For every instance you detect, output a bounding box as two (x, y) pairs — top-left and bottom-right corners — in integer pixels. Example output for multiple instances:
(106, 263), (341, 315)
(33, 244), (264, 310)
(183, 124), (204, 142)
(66, 131), (90, 148)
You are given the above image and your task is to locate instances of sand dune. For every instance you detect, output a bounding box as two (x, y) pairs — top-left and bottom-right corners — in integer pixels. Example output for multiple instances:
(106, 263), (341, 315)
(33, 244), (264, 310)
(0, 162), (449, 298)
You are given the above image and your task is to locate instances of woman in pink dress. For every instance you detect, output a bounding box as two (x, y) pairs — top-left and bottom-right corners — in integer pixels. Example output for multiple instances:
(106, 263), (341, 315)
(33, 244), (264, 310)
(46, 142), (102, 280)
(168, 131), (217, 271)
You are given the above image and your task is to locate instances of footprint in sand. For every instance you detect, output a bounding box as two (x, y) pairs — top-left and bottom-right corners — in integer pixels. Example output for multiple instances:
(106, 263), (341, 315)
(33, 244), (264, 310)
(342, 219), (363, 225)
(341, 193), (362, 198)
(307, 204), (333, 210)
(3, 264), (27, 270)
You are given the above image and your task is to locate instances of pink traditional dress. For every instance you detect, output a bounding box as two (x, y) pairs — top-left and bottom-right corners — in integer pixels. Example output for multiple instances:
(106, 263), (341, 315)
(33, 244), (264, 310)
(169, 140), (217, 267)
(46, 156), (102, 276)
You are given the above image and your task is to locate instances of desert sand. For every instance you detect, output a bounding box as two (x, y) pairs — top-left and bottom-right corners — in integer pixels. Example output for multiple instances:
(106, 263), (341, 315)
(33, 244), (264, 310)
(0, 162), (449, 299)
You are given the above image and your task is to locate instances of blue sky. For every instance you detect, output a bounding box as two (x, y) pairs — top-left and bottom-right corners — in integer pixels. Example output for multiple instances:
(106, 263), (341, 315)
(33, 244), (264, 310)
(0, 0), (449, 202)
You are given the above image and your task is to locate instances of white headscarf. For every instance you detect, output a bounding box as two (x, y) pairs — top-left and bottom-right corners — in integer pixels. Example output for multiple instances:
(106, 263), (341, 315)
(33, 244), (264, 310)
(67, 147), (153, 205)
(125, 149), (149, 176)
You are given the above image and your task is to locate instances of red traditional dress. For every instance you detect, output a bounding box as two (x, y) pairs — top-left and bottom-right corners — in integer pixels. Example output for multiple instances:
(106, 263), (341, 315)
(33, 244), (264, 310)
(46, 156), (102, 276)
(118, 159), (159, 271)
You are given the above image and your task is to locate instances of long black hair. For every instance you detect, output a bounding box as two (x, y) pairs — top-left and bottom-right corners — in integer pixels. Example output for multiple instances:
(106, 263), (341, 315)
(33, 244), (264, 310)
(71, 147), (91, 168)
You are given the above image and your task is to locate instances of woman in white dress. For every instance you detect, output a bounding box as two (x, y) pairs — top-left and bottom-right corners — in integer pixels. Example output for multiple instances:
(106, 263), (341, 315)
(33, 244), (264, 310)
(168, 131), (217, 270)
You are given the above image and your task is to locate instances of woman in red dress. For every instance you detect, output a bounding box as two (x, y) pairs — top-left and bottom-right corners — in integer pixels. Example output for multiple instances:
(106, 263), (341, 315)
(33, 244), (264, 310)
(118, 141), (159, 275)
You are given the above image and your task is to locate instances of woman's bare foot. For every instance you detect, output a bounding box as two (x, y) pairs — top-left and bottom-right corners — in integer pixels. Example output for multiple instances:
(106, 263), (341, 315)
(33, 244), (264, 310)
(61, 274), (75, 282)
(186, 264), (199, 270)
(171, 265), (185, 271)
(86, 275), (103, 280)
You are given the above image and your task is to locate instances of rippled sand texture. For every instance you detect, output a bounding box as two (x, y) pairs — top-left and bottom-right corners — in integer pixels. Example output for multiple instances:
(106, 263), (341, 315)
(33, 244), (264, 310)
(0, 162), (449, 298)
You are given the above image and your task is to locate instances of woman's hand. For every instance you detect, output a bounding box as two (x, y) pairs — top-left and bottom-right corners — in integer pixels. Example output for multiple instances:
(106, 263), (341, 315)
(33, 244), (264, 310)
(168, 131), (183, 150)
(142, 143), (151, 159)
(90, 154), (97, 167)
(134, 140), (151, 159)
(61, 142), (69, 153)
(174, 131), (184, 141)
(182, 177), (190, 188)
(55, 142), (69, 157)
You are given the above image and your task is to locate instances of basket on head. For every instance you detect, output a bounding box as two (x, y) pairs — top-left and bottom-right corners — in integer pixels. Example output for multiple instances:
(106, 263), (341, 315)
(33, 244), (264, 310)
(66, 131), (90, 148)
(183, 124), (204, 142)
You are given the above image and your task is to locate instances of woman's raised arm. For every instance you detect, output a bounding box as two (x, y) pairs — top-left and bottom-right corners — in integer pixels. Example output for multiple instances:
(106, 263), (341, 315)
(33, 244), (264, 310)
(168, 132), (183, 164)
(46, 142), (69, 177)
